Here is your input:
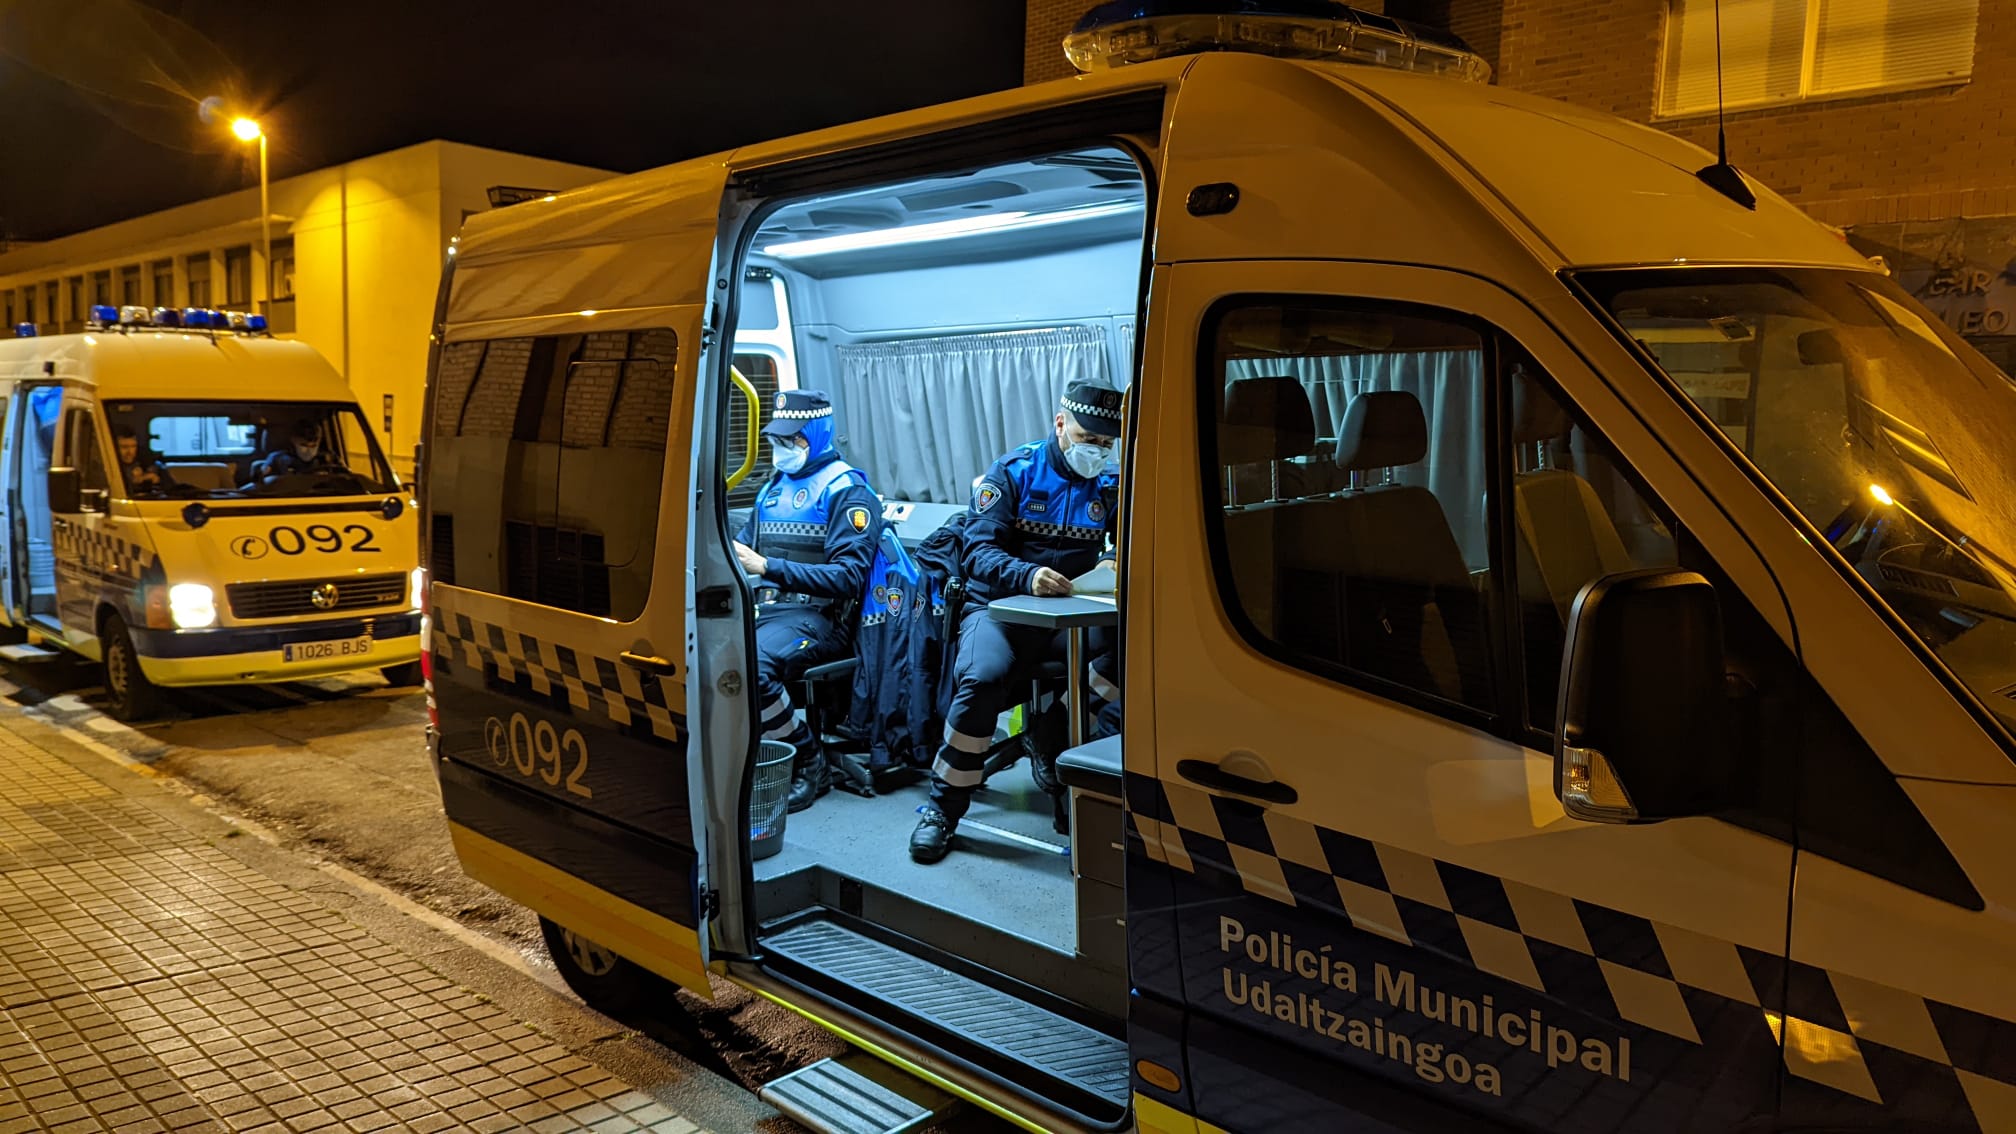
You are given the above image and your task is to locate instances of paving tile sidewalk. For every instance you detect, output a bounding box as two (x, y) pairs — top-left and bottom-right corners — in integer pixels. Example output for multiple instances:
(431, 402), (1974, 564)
(0, 713), (749, 1134)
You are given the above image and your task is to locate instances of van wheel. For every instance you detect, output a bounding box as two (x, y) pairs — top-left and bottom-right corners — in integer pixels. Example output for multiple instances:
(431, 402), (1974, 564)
(538, 916), (672, 1019)
(381, 661), (424, 687)
(101, 615), (162, 722)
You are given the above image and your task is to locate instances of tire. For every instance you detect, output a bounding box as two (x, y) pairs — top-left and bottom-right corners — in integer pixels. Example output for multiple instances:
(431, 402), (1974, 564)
(381, 660), (424, 687)
(538, 916), (673, 1019)
(101, 615), (163, 722)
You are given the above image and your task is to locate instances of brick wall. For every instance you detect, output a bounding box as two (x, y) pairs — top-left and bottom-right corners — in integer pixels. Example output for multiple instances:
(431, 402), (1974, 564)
(1479, 0), (2016, 227)
(1023, 1), (2016, 226)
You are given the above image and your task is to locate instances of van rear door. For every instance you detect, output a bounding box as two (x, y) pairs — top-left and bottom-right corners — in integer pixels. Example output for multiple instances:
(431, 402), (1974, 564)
(425, 313), (714, 996)
(1140, 259), (1803, 1131)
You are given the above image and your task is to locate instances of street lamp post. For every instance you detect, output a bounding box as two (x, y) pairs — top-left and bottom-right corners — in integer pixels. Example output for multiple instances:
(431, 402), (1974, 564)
(231, 118), (269, 308)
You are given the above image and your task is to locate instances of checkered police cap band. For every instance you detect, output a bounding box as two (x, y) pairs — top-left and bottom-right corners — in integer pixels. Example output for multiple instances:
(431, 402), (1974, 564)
(773, 405), (833, 421)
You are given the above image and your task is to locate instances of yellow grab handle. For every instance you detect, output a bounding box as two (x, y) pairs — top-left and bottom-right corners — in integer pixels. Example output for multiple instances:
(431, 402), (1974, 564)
(725, 365), (761, 490)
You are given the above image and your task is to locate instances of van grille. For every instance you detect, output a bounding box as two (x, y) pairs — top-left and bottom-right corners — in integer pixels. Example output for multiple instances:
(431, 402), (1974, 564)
(226, 573), (407, 620)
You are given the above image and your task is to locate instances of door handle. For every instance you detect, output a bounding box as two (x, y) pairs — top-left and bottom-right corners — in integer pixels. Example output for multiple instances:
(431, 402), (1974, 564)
(1176, 756), (1298, 805)
(618, 650), (678, 676)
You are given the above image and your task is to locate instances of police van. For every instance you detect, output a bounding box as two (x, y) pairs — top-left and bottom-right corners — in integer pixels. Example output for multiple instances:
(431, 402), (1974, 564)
(0, 306), (423, 720)
(420, 4), (2016, 1131)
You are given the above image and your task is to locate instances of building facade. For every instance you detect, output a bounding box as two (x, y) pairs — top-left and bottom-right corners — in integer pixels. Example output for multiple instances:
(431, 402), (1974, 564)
(1023, 0), (2015, 366)
(0, 141), (612, 478)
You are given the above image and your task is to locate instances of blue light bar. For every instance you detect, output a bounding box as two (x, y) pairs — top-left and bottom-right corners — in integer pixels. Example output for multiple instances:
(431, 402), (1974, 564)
(182, 308), (222, 329)
(118, 305), (152, 326)
(88, 305), (119, 326)
(223, 311), (249, 330)
(153, 307), (182, 328)
(12, 323), (34, 338)
(244, 313), (269, 333)
(1064, 0), (1490, 79)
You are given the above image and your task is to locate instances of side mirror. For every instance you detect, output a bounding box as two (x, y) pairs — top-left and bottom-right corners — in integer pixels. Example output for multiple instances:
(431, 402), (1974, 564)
(1555, 569), (1732, 823)
(48, 467), (81, 514)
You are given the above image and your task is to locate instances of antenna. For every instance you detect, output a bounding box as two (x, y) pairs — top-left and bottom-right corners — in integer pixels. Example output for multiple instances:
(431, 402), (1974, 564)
(1695, 0), (1758, 210)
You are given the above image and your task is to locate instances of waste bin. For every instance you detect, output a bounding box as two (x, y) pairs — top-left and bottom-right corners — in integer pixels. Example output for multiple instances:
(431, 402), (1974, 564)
(750, 740), (795, 860)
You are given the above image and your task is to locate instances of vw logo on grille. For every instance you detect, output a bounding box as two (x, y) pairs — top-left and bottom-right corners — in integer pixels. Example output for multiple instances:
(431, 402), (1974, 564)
(309, 583), (340, 610)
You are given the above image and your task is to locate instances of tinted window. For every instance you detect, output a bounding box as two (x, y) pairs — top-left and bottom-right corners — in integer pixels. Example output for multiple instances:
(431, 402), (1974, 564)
(430, 329), (676, 621)
(1203, 298), (1495, 713)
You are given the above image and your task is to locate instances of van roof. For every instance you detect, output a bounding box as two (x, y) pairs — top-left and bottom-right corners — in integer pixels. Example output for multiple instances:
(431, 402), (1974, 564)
(448, 53), (1865, 329)
(0, 331), (354, 403)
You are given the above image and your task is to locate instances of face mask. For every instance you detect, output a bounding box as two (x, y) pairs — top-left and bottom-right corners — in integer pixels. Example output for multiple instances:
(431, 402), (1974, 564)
(1063, 441), (1110, 479)
(771, 440), (807, 474)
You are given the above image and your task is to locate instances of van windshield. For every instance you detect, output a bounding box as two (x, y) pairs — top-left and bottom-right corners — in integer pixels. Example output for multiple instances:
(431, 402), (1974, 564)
(1577, 266), (2016, 739)
(103, 399), (398, 500)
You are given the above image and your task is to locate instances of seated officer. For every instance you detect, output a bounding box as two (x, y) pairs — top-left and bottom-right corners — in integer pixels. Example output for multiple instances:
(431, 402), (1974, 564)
(112, 426), (166, 493)
(910, 380), (1123, 864)
(251, 419), (335, 482)
(733, 390), (880, 813)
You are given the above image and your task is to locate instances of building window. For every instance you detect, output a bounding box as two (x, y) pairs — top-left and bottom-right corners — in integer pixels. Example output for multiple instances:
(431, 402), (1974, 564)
(1660, 0), (1979, 116)
(186, 255), (212, 308)
(152, 260), (174, 307)
(269, 237), (295, 301)
(223, 246), (252, 308)
(3, 291), (14, 334)
(23, 287), (38, 327)
(43, 283), (58, 328)
(90, 270), (112, 308)
(120, 266), (142, 307)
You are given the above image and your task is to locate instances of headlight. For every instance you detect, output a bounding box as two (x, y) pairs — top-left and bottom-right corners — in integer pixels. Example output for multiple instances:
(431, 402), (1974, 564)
(410, 566), (427, 612)
(169, 583), (216, 629)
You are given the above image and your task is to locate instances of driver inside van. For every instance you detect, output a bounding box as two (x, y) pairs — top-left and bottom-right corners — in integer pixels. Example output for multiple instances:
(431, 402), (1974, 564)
(251, 419), (334, 482)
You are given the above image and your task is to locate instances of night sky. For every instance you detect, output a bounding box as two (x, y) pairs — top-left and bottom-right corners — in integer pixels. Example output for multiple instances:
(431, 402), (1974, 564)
(0, 0), (1029, 242)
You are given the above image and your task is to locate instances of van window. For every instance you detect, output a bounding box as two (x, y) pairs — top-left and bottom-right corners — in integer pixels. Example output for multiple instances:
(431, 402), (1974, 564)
(1580, 266), (2016, 755)
(429, 328), (676, 621)
(65, 409), (108, 497)
(1508, 359), (1679, 729)
(725, 351), (781, 509)
(1202, 297), (1496, 713)
(102, 401), (396, 499)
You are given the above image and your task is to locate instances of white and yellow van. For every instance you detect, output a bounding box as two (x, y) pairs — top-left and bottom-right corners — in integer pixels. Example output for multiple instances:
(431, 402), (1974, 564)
(421, 6), (2016, 1132)
(0, 306), (422, 720)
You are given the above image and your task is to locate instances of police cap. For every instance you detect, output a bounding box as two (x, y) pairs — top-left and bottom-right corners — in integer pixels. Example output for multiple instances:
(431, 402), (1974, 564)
(762, 389), (834, 437)
(1061, 381), (1124, 438)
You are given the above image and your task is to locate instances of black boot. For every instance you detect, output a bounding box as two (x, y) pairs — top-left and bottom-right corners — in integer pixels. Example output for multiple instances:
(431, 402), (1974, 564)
(909, 807), (955, 864)
(786, 743), (830, 813)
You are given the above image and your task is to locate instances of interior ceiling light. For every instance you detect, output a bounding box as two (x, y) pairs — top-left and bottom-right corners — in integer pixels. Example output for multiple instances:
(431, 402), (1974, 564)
(762, 201), (1144, 260)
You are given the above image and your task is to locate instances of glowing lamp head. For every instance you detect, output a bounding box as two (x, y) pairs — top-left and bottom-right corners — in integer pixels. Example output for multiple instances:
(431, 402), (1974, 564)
(1870, 484), (1895, 507)
(230, 117), (263, 142)
(87, 305), (119, 327)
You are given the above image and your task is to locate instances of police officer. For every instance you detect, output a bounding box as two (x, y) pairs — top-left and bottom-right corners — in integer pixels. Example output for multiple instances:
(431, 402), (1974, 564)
(910, 380), (1122, 864)
(734, 389), (881, 813)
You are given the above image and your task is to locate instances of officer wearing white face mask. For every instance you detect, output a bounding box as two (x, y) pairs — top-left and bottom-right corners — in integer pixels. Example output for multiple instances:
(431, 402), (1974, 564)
(910, 381), (1123, 863)
(733, 390), (881, 813)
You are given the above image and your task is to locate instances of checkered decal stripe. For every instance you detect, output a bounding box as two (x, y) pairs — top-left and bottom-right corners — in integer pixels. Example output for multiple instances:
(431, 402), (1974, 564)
(52, 520), (153, 582)
(1123, 771), (2016, 1131)
(430, 604), (682, 742)
(1014, 517), (1103, 541)
(758, 521), (826, 538)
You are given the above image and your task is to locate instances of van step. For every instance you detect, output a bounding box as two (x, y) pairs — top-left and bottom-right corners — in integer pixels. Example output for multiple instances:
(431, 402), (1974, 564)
(757, 1053), (953, 1134)
(0, 643), (60, 663)
(765, 918), (1130, 1107)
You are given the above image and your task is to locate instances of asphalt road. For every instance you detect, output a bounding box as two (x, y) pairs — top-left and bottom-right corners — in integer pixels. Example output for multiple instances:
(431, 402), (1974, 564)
(0, 654), (919, 1123)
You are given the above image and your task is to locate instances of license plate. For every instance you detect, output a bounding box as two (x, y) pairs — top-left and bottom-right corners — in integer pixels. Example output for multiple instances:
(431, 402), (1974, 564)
(283, 636), (372, 663)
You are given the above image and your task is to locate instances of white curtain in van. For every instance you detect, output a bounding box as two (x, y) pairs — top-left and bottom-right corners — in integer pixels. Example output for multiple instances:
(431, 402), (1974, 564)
(832, 326), (1114, 504)
(1229, 349), (1489, 569)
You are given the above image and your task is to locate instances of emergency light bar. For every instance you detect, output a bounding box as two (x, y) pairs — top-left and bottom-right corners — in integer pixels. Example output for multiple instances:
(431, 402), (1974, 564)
(77, 305), (269, 335)
(1064, 0), (1490, 81)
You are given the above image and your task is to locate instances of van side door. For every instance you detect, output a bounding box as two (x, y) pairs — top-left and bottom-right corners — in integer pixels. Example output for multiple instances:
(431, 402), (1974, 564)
(51, 398), (116, 641)
(1141, 260), (1804, 1132)
(425, 319), (712, 995)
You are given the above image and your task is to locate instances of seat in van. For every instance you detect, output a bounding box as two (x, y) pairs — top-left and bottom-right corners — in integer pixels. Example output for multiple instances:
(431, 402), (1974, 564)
(1218, 375), (1319, 642)
(1295, 390), (1488, 704)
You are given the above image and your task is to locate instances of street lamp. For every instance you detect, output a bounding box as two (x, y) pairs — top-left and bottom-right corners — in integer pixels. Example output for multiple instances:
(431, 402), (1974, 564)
(230, 117), (269, 309)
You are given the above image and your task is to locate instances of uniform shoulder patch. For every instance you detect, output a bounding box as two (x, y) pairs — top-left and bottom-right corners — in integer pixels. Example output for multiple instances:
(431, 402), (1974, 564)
(848, 506), (870, 532)
(976, 484), (1000, 513)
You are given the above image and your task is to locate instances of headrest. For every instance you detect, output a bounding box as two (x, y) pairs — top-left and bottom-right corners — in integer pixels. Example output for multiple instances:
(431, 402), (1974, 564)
(1336, 390), (1427, 472)
(1221, 376), (1315, 465)
(1510, 371), (1572, 446)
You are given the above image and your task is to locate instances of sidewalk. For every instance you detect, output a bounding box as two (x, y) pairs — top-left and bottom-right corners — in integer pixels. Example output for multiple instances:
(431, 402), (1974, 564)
(0, 711), (773, 1134)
